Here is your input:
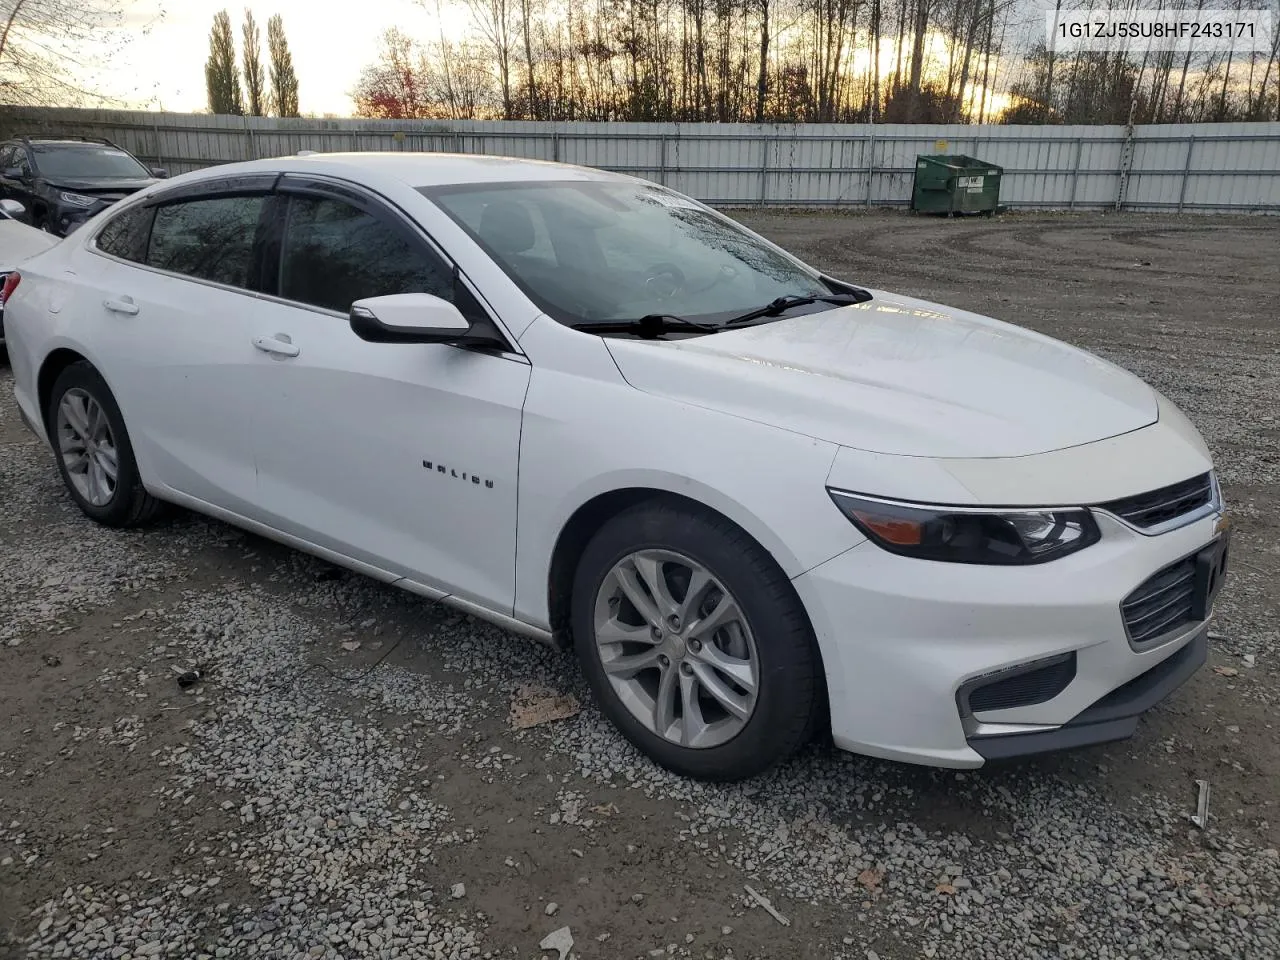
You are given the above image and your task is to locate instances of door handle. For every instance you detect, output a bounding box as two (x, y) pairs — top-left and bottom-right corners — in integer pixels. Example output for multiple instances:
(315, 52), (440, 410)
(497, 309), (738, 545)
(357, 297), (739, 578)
(252, 334), (300, 358)
(103, 296), (139, 316)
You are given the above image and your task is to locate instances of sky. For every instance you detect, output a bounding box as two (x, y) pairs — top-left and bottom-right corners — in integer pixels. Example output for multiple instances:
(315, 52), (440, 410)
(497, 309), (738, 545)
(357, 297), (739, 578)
(99, 0), (467, 115)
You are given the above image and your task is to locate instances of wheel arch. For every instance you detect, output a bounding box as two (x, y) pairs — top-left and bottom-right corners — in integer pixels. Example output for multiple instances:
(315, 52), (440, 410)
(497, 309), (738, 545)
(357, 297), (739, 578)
(543, 481), (808, 650)
(37, 347), (93, 433)
(545, 483), (832, 753)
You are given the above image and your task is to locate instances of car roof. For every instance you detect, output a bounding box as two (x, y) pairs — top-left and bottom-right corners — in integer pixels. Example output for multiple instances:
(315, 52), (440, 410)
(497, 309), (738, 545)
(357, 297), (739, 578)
(174, 152), (638, 190)
(22, 139), (115, 148)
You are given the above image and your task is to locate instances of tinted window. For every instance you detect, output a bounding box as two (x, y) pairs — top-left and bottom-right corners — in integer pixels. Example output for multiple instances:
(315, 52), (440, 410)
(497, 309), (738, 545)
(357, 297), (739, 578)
(32, 145), (151, 180)
(0, 146), (13, 169)
(96, 205), (154, 263)
(279, 195), (451, 313)
(147, 195), (264, 288)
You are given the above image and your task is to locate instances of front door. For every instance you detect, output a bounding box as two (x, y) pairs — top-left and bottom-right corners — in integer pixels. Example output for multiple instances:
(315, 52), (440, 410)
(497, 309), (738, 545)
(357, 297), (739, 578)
(248, 180), (530, 612)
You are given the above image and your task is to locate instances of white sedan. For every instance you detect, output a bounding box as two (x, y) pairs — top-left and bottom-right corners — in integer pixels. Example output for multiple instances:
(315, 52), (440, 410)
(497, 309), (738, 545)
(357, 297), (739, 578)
(4, 153), (1230, 780)
(0, 199), (59, 348)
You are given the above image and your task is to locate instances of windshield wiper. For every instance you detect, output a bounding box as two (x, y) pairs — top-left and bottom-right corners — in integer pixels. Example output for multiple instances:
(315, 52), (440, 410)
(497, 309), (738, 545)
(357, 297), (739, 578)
(570, 314), (719, 338)
(719, 292), (869, 328)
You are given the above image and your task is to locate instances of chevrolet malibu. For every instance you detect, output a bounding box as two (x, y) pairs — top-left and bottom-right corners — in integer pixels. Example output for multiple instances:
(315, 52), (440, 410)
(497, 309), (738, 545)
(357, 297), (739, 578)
(4, 153), (1230, 781)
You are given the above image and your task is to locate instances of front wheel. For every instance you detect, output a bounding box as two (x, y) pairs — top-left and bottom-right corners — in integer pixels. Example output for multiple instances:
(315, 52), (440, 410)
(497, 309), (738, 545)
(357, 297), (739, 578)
(571, 500), (822, 781)
(47, 361), (162, 527)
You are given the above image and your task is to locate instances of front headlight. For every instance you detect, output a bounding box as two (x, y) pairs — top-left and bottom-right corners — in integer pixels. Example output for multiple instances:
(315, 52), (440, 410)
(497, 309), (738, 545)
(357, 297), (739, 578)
(827, 490), (1100, 565)
(59, 192), (98, 208)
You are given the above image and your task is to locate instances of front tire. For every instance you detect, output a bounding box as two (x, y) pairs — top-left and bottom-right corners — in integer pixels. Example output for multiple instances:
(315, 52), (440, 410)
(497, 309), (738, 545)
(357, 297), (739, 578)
(571, 499), (821, 781)
(47, 361), (162, 527)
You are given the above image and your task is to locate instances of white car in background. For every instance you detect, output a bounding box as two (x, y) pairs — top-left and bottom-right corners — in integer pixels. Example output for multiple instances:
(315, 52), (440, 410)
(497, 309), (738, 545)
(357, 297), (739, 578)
(0, 199), (58, 350)
(3, 153), (1230, 781)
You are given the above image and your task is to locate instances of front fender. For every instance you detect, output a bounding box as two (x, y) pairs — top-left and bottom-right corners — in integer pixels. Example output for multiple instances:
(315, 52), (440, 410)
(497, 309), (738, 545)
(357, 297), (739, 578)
(511, 362), (864, 629)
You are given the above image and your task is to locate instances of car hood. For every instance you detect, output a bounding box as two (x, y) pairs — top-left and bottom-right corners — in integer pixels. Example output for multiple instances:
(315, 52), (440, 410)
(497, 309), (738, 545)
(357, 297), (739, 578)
(47, 177), (156, 195)
(603, 289), (1159, 459)
(0, 219), (59, 267)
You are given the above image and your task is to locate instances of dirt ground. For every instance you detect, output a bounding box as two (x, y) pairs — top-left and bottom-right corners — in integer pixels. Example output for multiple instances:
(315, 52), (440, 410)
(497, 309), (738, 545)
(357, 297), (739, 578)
(1, 210), (1278, 960)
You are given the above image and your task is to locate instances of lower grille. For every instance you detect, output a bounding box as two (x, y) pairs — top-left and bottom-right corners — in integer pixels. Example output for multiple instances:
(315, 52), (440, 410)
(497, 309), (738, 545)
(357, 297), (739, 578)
(1099, 473), (1213, 530)
(1122, 557), (1197, 646)
(966, 653), (1077, 714)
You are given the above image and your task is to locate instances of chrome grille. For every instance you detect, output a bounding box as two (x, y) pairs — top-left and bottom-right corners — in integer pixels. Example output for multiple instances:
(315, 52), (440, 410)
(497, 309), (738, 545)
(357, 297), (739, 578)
(1122, 557), (1197, 646)
(1100, 473), (1213, 530)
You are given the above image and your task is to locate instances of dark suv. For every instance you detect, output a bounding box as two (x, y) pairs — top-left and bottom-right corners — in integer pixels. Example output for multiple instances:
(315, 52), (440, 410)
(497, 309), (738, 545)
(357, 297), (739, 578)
(0, 136), (168, 237)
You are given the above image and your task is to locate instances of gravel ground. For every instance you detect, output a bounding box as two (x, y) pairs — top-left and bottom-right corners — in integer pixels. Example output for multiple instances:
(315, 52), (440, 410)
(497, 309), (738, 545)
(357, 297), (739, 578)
(1, 210), (1278, 960)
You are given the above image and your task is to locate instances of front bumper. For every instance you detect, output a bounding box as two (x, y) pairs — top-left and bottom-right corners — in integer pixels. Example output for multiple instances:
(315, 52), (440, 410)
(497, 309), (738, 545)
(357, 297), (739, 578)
(793, 509), (1223, 768)
(968, 625), (1206, 760)
(51, 205), (99, 237)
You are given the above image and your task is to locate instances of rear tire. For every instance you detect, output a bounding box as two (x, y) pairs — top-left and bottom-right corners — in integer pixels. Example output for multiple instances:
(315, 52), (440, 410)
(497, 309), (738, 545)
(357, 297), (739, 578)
(571, 498), (821, 781)
(46, 361), (163, 527)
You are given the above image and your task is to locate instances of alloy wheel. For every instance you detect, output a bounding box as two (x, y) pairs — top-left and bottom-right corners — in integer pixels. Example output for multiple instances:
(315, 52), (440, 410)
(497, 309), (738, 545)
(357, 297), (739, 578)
(56, 388), (119, 507)
(592, 549), (760, 749)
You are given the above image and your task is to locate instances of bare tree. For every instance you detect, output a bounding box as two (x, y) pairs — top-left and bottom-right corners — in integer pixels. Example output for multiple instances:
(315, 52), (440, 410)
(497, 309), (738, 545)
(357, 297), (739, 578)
(448, 0), (517, 118)
(206, 9), (244, 115)
(267, 13), (300, 117)
(0, 0), (158, 106)
(342, 0), (1279, 124)
(242, 9), (266, 117)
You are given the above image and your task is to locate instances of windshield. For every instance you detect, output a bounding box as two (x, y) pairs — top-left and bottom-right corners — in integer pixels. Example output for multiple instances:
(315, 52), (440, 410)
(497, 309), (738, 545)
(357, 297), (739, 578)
(423, 181), (831, 327)
(34, 145), (150, 180)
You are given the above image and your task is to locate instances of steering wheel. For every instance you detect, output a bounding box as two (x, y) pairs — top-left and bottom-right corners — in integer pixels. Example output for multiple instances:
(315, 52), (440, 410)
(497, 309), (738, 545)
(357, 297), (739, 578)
(682, 262), (740, 297)
(644, 261), (686, 299)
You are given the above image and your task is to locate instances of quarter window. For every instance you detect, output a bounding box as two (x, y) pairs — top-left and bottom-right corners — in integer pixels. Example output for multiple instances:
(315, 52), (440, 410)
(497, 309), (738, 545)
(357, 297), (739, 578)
(147, 195), (265, 288)
(96, 205), (154, 263)
(279, 194), (452, 313)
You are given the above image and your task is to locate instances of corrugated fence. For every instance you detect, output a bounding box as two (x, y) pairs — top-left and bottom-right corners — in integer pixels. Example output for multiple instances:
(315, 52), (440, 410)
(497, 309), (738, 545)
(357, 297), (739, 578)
(2, 107), (1278, 214)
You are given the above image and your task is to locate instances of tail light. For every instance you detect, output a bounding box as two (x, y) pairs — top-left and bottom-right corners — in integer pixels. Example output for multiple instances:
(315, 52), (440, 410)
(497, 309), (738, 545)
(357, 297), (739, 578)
(0, 271), (19, 306)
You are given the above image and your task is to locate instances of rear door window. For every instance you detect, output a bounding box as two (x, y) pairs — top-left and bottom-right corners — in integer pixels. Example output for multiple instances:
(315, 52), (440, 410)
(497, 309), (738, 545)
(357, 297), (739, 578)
(146, 195), (266, 289)
(95, 205), (155, 263)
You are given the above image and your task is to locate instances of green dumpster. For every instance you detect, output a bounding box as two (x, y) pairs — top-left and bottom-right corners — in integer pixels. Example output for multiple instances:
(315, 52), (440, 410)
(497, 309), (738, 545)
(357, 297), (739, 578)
(910, 154), (1003, 216)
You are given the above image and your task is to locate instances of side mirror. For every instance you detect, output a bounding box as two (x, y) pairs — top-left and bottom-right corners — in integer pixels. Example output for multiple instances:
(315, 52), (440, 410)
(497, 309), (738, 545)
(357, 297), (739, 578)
(151, 167), (169, 179)
(3, 167), (25, 181)
(0, 198), (24, 219)
(349, 293), (473, 344)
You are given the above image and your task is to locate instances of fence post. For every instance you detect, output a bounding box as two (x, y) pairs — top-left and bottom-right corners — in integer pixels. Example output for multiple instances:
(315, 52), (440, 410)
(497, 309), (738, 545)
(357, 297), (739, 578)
(1177, 135), (1196, 213)
(1114, 111), (1136, 212)
(242, 114), (256, 161)
(1068, 138), (1083, 209)
(658, 134), (667, 186)
(552, 130), (560, 162)
(758, 133), (770, 207)
(865, 127), (876, 208)
(152, 113), (164, 170)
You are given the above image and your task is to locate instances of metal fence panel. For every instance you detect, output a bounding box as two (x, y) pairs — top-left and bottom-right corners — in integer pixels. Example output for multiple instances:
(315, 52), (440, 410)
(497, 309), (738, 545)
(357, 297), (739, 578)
(0, 107), (1276, 213)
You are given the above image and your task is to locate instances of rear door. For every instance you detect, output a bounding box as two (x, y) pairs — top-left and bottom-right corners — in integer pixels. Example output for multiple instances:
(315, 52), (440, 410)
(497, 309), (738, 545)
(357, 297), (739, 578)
(77, 177), (279, 514)
(246, 175), (530, 611)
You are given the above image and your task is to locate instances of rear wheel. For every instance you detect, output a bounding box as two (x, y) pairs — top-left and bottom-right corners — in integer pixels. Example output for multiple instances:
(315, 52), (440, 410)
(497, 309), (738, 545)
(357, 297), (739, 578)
(47, 362), (162, 527)
(572, 499), (821, 781)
